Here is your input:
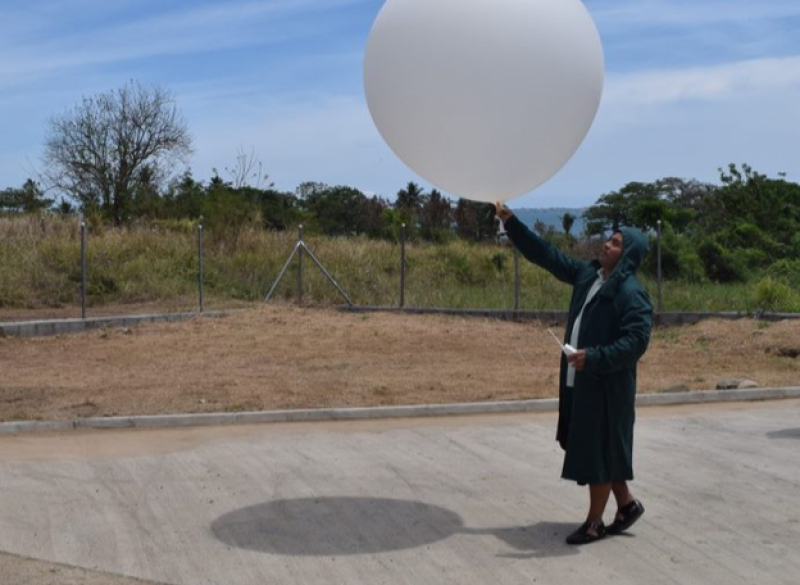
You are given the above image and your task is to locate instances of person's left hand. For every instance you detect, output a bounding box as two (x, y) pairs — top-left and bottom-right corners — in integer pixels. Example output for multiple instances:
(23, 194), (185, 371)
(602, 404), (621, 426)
(567, 349), (586, 371)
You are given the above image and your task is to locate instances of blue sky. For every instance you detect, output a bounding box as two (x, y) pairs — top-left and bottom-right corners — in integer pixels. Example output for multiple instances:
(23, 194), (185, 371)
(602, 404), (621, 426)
(2, 0), (800, 208)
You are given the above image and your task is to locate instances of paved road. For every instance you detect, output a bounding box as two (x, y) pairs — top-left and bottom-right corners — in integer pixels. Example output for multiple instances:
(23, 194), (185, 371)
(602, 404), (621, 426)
(1, 400), (799, 585)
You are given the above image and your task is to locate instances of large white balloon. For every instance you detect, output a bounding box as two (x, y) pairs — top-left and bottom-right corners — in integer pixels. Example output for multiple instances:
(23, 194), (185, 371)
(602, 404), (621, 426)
(364, 0), (604, 203)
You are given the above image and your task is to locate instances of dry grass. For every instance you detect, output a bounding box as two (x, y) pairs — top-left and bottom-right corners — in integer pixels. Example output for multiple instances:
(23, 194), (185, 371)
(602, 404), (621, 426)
(7, 214), (800, 313)
(1, 304), (798, 423)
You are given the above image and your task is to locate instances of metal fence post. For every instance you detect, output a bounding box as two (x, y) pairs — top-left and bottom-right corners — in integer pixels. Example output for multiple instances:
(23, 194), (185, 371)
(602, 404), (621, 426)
(400, 223), (406, 308)
(514, 247), (520, 312)
(656, 219), (663, 313)
(297, 225), (304, 305)
(80, 220), (87, 319)
(198, 224), (204, 313)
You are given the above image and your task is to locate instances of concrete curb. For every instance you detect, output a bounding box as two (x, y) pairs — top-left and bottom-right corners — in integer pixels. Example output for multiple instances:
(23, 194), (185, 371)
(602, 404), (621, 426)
(2, 387), (799, 435)
(0, 311), (225, 338)
(4, 306), (798, 338)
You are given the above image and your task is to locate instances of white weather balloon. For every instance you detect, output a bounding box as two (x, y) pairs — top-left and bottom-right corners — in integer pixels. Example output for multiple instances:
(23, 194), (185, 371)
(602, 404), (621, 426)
(363, 0), (604, 203)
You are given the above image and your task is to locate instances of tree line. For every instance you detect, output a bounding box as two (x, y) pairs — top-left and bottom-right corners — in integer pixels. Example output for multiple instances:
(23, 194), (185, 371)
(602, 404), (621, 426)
(2, 80), (799, 288)
(578, 166), (800, 285)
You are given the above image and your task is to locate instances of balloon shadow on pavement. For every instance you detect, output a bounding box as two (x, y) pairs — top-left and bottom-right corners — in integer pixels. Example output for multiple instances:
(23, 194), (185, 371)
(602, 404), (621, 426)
(211, 497), (577, 558)
(766, 428), (800, 440)
(211, 497), (461, 556)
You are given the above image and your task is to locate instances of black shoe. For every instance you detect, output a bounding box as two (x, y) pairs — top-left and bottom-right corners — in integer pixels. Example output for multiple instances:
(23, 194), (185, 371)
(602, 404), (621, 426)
(566, 520), (606, 545)
(607, 499), (645, 535)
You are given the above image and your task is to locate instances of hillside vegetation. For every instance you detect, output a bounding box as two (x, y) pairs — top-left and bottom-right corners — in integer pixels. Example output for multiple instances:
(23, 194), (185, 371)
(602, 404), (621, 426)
(1, 212), (798, 315)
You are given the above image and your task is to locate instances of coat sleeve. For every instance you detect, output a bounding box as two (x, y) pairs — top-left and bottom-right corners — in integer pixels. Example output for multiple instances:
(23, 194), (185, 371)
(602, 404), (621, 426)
(584, 287), (652, 373)
(505, 215), (582, 285)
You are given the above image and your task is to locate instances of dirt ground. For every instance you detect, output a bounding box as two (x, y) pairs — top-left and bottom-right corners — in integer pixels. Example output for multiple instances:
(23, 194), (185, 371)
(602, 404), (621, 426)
(0, 304), (798, 585)
(1, 304), (798, 423)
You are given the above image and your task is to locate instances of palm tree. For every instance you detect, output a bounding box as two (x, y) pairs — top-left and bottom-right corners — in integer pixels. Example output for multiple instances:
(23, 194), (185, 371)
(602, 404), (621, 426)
(561, 212), (575, 236)
(395, 181), (425, 211)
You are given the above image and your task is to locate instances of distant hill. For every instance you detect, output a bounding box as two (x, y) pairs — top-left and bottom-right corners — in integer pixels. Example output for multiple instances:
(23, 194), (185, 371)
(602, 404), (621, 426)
(510, 207), (586, 235)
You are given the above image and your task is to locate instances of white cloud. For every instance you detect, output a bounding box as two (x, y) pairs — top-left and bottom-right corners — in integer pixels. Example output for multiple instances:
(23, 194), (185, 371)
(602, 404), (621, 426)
(604, 55), (800, 106)
(2, 0), (799, 208)
(0, 0), (370, 80)
(517, 56), (800, 208)
(591, 0), (800, 28)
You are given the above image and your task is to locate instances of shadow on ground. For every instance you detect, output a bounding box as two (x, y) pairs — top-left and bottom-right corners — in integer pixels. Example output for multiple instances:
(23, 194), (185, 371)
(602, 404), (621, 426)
(766, 427), (800, 440)
(211, 497), (577, 558)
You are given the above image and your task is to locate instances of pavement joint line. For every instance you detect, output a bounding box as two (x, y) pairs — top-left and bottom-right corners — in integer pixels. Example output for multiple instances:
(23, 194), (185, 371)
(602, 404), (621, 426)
(1, 387), (799, 435)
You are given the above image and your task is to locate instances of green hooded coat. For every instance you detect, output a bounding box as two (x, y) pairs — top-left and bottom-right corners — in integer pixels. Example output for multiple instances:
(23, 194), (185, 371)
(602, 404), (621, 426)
(505, 216), (652, 485)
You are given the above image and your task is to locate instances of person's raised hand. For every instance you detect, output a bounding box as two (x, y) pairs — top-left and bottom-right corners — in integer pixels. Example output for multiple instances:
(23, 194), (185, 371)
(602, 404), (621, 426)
(494, 201), (513, 222)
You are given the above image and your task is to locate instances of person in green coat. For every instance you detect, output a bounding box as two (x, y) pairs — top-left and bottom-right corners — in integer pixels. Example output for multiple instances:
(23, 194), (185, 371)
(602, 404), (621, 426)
(495, 202), (652, 545)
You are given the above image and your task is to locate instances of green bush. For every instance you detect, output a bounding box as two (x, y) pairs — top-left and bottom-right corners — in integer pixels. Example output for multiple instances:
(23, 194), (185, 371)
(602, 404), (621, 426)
(642, 227), (704, 282)
(754, 277), (798, 312)
(697, 238), (747, 283)
(490, 252), (507, 273)
(734, 247), (768, 270)
(440, 247), (477, 284)
(674, 246), (706, 282)
(723, 222), (781, 257)
(790, 232), (800, 257)
(766, 258), (800, 288)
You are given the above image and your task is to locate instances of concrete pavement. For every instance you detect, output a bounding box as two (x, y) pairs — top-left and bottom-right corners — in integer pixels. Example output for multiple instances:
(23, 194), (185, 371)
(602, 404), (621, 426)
(1, 400), (799, 585)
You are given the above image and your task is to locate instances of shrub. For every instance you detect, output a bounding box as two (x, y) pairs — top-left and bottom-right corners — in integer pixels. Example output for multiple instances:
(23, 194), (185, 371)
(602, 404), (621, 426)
(642, 228), (704, 282)
(724, 222), (780, 256)
(1, 214), (798, 313)
(766, 258), (800, 288)
(754, 277), (796, 312)
(697, 238), (747, 283)
(490, 252), (507, 273)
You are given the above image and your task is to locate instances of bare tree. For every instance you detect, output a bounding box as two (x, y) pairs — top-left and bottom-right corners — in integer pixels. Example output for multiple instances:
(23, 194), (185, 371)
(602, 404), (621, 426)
(42, 80), (192, 225)
(225, 146), (273, 189)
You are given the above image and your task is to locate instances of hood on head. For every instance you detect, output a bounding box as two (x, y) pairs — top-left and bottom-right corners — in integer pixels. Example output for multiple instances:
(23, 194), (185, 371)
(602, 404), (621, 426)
(616, 226), (649, 275)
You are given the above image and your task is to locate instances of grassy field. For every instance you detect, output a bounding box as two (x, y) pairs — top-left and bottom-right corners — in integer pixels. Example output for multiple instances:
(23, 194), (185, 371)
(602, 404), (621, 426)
(1, 214), (797, 317)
